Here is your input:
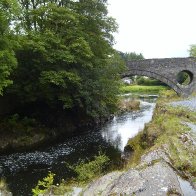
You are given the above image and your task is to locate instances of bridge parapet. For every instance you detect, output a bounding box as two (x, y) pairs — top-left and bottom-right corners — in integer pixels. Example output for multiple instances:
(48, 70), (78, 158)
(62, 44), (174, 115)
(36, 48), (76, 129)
(124, 57), (196, 96)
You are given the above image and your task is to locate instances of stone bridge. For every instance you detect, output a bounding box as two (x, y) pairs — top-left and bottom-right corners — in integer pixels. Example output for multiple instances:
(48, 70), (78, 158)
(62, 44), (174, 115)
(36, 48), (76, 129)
(123, 57), (196, 96)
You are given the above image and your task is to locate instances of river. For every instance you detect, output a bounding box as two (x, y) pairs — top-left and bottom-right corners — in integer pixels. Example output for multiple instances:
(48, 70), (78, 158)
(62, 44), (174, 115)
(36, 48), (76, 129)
(0, 94), (157, 196)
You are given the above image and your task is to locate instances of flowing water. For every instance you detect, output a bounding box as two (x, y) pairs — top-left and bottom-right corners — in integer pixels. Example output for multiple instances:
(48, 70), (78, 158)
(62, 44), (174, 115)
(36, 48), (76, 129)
(0, 94), (157, 195)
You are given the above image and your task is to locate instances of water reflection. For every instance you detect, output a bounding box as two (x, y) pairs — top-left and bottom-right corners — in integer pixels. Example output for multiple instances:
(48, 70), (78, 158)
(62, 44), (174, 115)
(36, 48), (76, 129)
(101, 100), (156, 151)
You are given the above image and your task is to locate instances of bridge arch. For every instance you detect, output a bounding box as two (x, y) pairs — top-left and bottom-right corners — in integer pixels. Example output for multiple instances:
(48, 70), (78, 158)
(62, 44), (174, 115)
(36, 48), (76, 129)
(123, 57), (196, 96)
(123, 69), (183, 95)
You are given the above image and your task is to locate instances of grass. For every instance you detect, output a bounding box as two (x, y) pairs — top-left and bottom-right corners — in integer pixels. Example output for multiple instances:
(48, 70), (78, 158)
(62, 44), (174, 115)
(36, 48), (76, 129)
(120, 85), (169, 94)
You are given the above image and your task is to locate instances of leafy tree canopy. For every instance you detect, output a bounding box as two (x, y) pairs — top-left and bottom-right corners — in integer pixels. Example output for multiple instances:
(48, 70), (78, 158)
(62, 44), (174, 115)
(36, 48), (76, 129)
(0, 0), (19, 95)
(3, 0), (125, 123)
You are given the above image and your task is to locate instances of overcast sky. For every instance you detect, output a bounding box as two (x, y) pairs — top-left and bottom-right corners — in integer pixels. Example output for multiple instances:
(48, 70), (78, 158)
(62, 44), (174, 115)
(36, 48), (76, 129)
(107, 0), (196, 59)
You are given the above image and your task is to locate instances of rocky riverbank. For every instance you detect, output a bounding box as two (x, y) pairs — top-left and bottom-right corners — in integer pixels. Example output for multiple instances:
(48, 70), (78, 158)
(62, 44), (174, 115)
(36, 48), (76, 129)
(67, 90), (196, 195)
(83, 149), (183, 195)
(3, 90), (196, 195)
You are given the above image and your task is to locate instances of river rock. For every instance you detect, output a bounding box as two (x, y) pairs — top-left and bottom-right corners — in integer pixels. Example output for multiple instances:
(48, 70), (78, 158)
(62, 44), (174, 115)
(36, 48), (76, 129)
(0, 190), (12, 196)
(139, 161), (182, 196)
(83, 161), (182, 196)
(82, 171), (123, 196)
(140, 148), (171, 165)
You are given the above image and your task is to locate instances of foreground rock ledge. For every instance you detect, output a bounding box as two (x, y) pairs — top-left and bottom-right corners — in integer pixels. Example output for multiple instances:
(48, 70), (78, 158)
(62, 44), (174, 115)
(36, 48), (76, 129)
(83, 154), (182, 196)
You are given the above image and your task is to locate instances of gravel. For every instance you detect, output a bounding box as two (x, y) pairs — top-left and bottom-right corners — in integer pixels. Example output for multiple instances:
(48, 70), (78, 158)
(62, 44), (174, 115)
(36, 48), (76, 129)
(170, 98), (196, 112)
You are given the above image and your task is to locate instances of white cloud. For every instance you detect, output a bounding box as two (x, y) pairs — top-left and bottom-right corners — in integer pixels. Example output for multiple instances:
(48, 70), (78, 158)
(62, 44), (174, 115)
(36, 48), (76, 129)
(107, 0), (196, 58)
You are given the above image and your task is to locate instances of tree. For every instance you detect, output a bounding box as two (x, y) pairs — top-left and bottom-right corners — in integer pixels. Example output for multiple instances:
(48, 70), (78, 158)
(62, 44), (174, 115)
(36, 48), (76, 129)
(119, 52), (144, 62)
(5, 0), (124, 123)
(0, 0), (18, 95)
(118, 51), (144, 83)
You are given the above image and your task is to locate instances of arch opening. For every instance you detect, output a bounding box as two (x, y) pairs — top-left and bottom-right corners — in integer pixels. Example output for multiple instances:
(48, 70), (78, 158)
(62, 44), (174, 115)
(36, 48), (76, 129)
(123, 76), (167, 87)
(122, 69), (183, 95)
(177, 70), (193, 86)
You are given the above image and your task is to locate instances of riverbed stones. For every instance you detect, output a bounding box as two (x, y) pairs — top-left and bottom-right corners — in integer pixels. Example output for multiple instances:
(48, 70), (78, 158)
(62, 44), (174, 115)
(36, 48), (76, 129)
(83, 160), (182, 196)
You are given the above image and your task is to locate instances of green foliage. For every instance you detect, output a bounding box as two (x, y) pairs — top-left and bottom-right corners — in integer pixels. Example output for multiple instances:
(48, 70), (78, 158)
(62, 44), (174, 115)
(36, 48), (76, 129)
(119, 52), (144, 62)
(1, 0), (124, 123)
(0, 113), (42, 137)
(68, 153), (110, 183)
(31, 153), (110, 195)
(0, 50), (17, 94)
(0, 0), (18, 95)
(189, 44), (196, 57)
(32, 172), (55, 196)
(159, 89), (178, 99)
(136, 77), (166, 86)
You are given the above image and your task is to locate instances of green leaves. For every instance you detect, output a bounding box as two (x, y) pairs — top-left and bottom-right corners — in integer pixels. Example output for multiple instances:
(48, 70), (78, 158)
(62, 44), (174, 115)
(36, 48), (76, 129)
(190, 45), (196, 57)
(1, 0), (124, 123)
(0, 50), (17, 95)
(32, 172), (55, 196)
(40, 70), (81, 87)
(0, 0), (18, 95)
(67, 153), (110, 183)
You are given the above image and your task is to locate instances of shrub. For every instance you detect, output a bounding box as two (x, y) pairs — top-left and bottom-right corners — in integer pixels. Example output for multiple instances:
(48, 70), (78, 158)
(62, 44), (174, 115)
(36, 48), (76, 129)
(32, 172), (55, 196)
(68, 153), (110, 183)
